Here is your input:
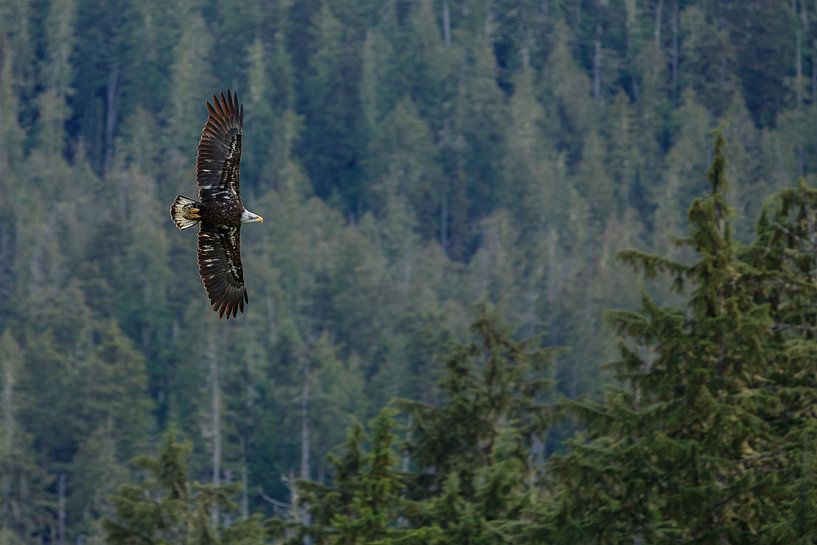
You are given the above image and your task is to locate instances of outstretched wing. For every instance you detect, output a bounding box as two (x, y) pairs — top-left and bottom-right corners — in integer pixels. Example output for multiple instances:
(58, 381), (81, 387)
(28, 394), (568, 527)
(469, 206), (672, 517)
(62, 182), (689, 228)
(197, 223), (248, 319)
(196, 90), (243, 200)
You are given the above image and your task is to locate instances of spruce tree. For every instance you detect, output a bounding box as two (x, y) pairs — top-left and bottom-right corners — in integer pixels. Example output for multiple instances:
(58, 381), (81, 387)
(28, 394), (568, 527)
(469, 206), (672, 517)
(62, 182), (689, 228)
(103, 429), (267, 545)
(282, 409), (438, 545)
(543, 130), (791, 543)
(0, 330), (52, 544)
(400, 304), (554, 544)
(741, 180), (817, 542)
(288, 306), (555, 544)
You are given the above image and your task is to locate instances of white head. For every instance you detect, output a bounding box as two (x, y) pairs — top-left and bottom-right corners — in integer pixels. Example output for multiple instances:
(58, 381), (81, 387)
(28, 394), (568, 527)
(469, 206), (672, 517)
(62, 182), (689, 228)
(240, 209), (264, 224)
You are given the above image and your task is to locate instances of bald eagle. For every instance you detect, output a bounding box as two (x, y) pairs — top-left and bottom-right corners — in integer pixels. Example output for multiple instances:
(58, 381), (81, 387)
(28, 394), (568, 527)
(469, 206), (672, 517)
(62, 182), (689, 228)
(170, 90), (263, 319)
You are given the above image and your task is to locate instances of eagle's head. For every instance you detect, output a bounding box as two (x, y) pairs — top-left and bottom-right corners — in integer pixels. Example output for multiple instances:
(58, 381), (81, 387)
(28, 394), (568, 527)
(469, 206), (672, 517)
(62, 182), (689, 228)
(240, 209), (264, 224)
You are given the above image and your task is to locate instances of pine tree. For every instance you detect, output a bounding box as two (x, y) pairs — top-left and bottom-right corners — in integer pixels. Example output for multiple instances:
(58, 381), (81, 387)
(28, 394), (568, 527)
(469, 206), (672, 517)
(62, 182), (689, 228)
(653, 89), (711, 256)
(450, 27), (506, 223)
(288, 306), (555, 544)
(678, 5), (738, 118)
(405, 303), (553, 479)
(400, 304), (554, 543)
(33, 0), (77, 158)
(300, 3), (364, 210)
(364, 97), (442, 240)
(283, 409), (440, 545)
(0, 43), (23, 325)
(103, 429), (267, 545)
(544, 130), (789, 543)
(741, 180), (817, 541)
(542, 20), (594, 161)
(166, 11), (214, 156)
(0, 330), (52, 544)
(500, 65), (563, 243)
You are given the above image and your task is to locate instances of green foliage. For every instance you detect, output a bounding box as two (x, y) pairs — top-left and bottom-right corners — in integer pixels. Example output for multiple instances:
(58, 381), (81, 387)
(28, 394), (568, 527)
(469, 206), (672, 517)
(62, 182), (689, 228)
(104, 429), (268, 545)
(280, 409), (438, 545)
(404, 304), (553, 493)
(290, 307), (554, 544)
(538, 132), (817, 543)
(4, 0), (817, 542)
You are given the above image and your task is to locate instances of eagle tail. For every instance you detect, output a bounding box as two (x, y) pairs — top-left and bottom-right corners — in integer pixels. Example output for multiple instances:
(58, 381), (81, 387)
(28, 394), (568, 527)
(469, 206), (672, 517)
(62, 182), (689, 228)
(171, 195), (202, 230)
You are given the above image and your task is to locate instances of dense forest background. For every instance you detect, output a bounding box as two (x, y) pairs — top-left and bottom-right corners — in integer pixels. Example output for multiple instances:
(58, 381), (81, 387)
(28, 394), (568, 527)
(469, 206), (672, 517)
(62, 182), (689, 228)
(3, 0), (817, 543)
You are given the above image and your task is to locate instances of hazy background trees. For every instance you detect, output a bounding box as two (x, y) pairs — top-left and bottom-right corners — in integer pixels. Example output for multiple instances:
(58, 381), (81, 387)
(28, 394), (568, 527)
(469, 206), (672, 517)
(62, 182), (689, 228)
(2, 0), (817, 542)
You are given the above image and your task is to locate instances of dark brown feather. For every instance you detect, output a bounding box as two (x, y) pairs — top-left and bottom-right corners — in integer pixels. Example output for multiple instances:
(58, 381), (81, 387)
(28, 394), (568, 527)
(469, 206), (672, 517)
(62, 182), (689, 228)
(196, 89), (243, 200)
(197, 223), (247, 320)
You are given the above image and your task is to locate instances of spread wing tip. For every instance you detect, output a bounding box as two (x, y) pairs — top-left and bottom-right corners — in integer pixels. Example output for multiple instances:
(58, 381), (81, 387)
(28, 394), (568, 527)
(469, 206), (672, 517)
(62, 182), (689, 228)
(204, 89), (241, 122)
(213, 296), (245, 319)
(209, 286), (247, 319)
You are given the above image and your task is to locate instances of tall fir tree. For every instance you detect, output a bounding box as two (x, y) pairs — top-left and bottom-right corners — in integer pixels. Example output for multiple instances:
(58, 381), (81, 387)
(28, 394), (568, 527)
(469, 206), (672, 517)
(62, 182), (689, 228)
(104, 429), (268, 545)
(543, 130), (806, 543)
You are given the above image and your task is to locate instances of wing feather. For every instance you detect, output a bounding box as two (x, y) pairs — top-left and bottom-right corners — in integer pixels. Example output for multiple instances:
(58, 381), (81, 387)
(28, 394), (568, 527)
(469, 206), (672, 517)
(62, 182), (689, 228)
(197, 223), (248, 319)
(196, 89), (243, 200)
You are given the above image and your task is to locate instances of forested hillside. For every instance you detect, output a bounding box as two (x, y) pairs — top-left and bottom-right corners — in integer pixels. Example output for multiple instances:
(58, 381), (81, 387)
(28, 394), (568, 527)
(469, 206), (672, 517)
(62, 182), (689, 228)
(2, 0), (817, 543)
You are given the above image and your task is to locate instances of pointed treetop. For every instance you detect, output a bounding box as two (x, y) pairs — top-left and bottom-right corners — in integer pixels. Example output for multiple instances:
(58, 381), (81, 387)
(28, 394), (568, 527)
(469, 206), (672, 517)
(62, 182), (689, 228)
(707, 126), (728, 195)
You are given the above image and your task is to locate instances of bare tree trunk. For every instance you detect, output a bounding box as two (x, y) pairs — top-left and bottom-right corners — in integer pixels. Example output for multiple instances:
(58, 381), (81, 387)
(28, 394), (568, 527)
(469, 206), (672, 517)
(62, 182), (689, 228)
(524, 286), (537, 338)
(1, 338), (16, 525)
(529, 434), (544, 500)
(440, 0), (452, 251)
(57, 473), (66, 545)
(593, 22), (602, 99)
(402, 241), (413, 296)
(796, 0), (804, 109)
(796, 0), (805, 176)
(813, 39), (817, 101)
(671, 0), (679, 103)
(298, 350), (313, 542)
(103, 64), (120, 173)
(402, 416), (412, 470)
(300, 361), (311, 482)
(209, 333), (221, 527)
(484, 4), (494, 37)
(655, 0), (664, 45)
(240, 436), (249, 519)
(442, 0), (451, 47)
(0, 220), (12, 315)
(440, 180), (448, 250)
(317, 452), (326, 484)
(545, 229), (558, 312)
(2, 346), (14, 456)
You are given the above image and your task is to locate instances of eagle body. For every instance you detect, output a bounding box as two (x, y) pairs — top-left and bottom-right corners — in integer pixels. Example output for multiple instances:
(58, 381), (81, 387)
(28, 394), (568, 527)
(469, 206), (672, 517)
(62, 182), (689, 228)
(170, 90), (263, 319)
(198, 194), (245, 226)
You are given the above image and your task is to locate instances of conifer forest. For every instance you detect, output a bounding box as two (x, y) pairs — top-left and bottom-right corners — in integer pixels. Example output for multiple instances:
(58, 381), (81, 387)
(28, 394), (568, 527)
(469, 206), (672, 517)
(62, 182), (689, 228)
(6, 0), (817, 542)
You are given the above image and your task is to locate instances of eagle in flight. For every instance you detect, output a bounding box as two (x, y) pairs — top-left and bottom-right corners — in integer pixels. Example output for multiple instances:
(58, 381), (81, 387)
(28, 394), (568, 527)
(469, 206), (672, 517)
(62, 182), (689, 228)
(170, 90), (263, 319)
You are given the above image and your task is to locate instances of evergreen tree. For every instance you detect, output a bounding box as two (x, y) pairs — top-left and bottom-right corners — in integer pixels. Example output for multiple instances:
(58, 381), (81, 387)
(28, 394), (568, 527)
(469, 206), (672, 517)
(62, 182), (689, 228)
(741, 180), (817, 541)
(500, 65), (562, 242)
(104, 429), (268, 545)
(166, 11), (214, 156)
(543, 131), (791, 543)
(0, 43), (23, 325)
(451, 28), (507, 223)
(403, 304), (553, 496)
(364, 97), (442, 240)
(653, 89), (711, 255)
(542, 20), (594, 161)
(34, 0), (77, 158)
(0, 330), (52, 544)
(300, 3), (364, 210)
(4, 1), (817, 541)
(285, 409), (439, 545)
(678, 5), (738, 118)
(291, 306), (556, 544)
